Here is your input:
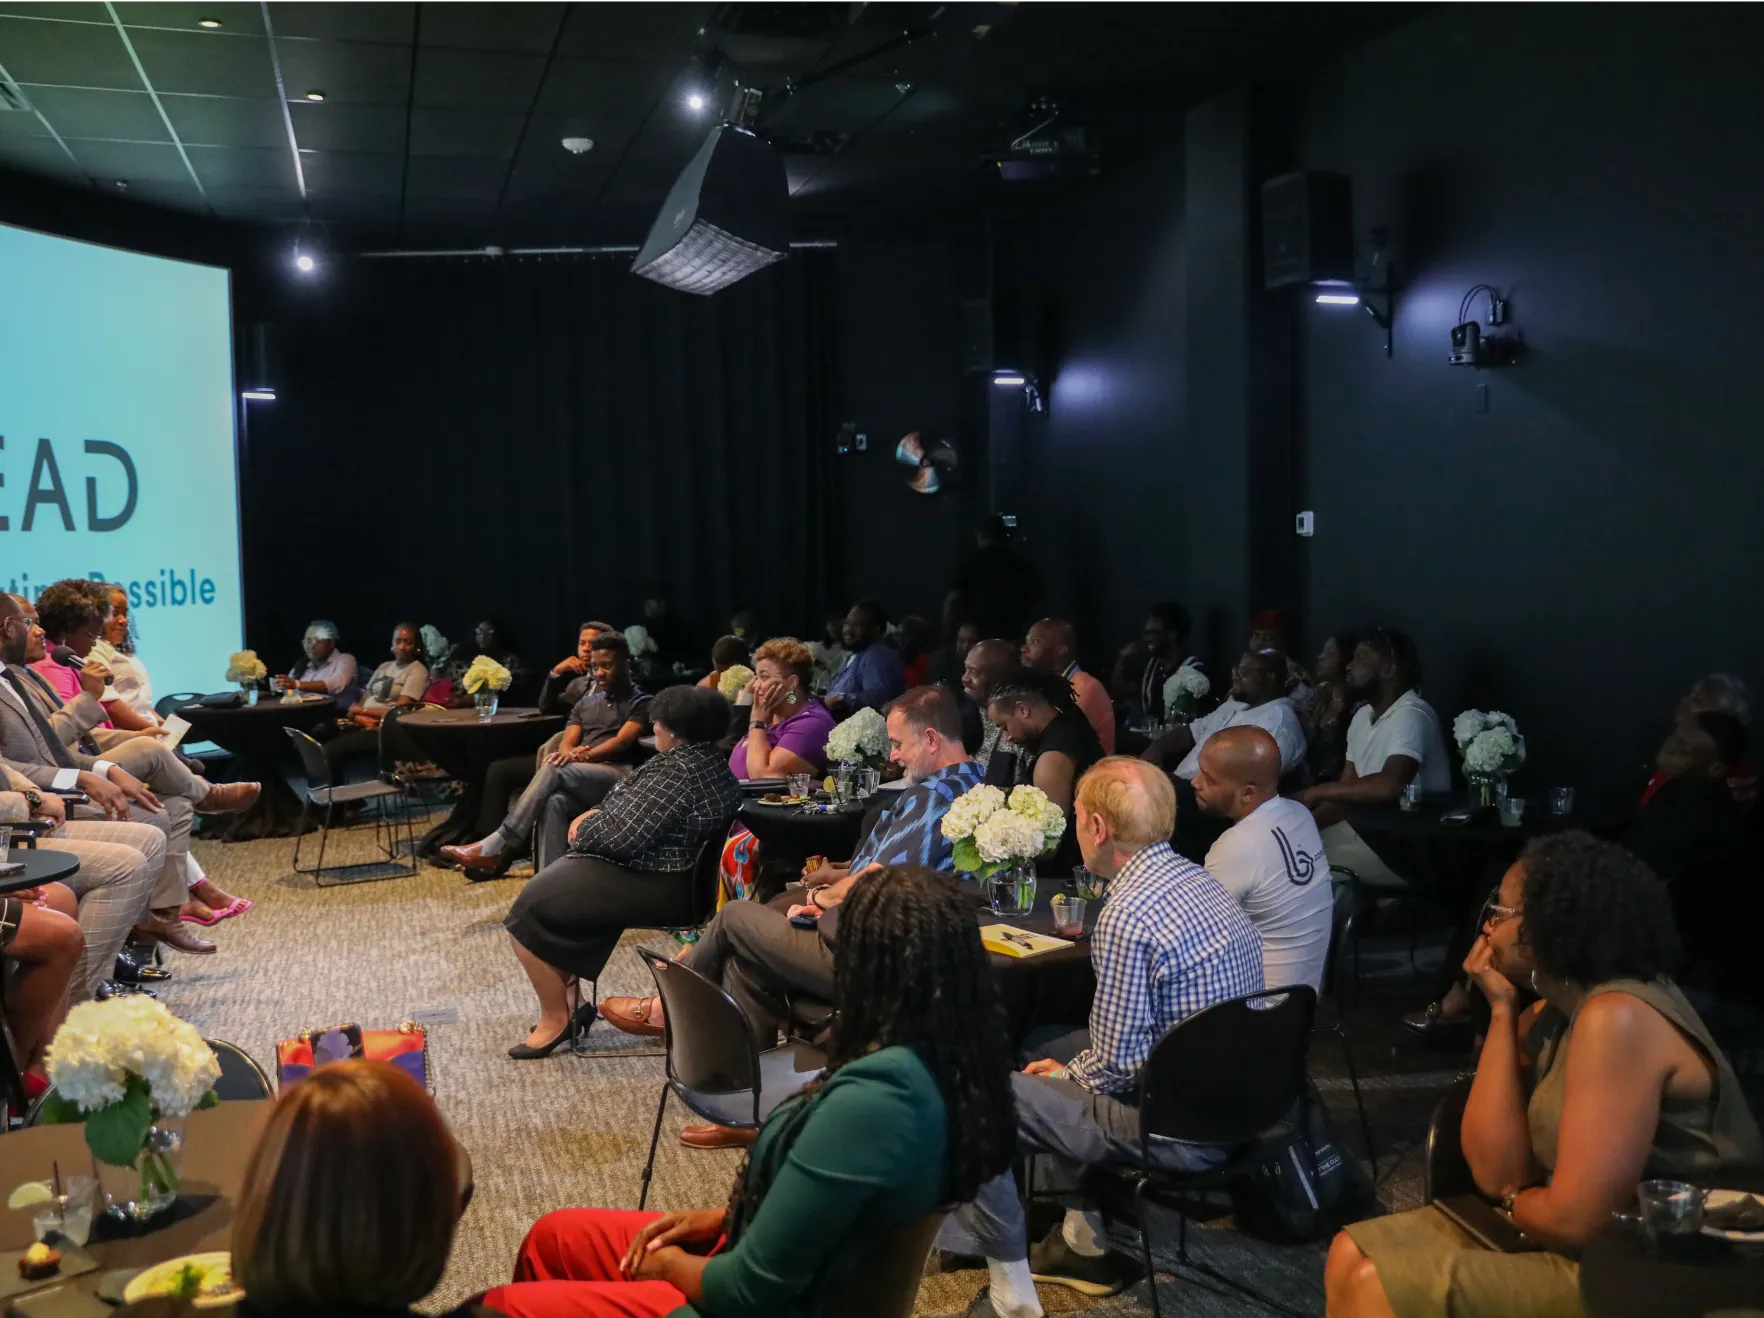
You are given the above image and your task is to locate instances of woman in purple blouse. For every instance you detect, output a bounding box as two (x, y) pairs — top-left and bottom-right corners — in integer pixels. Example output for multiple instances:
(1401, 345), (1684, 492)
(729, 638), (836, 780)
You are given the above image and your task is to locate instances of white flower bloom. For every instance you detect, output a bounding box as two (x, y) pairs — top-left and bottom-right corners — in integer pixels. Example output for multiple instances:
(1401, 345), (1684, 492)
(1452, 709), (1488, 749)
(717, 665), (755, 699)
(461, 654), (512, 694)
(1162, 665), (1210, 712)
(1007, 785), (1066, 850)
(825, 706), (890, 766)
(46, 998), (219, 1119)
(941, 783), (1007, 840)
(623, 625), (657, 656)
(972, 808), (1042, 864)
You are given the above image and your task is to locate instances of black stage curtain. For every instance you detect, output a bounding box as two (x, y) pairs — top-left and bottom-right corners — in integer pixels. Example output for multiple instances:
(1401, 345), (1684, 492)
(241, 250), (838, 674)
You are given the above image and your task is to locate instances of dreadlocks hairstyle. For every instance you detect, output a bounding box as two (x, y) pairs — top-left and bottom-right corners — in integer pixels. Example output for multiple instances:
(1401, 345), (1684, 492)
(985, 664), (1079, 717)
(726, 865), (1017, 1241)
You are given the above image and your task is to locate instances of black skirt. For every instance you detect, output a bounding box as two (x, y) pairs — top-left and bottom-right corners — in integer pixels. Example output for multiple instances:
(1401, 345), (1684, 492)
(504, 853), (698, 981)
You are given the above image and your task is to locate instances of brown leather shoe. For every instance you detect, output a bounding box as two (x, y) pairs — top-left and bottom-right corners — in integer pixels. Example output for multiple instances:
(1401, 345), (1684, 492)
(679, 1123), (757, 1150)
(598, 996), (664, 1037)
(135, 919), (216, 956)
(194, 782), (261, 815)
(440, 842), (509, 875)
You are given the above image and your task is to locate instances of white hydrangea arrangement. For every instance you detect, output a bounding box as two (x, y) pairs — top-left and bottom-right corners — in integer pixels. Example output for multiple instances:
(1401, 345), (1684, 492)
(624, 625), (657, 658)
(1454, 709), (1526, 778)
(1162, 663), (1210, 715)
(461, 654), (512, 694)
(942, 783), (1067, 880)
(224, 650), (266, 684)
(717, 664), (756, 699)
(41, 998), (220, 1182)
(825, 706), (889, 768)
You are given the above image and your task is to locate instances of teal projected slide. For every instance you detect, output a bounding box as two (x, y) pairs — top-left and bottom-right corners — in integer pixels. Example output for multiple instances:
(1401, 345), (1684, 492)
(0, 222), (240, 700)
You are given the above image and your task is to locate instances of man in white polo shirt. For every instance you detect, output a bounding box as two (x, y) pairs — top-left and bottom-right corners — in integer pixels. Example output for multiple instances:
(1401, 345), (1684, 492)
(1194, 725), (1333, 992)
(1144, 648), (1307, 780)
(1298, 628), (1449, 888)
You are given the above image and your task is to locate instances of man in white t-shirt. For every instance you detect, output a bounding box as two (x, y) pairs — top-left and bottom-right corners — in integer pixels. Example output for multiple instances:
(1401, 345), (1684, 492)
(1194, 725), (1333, 992)
(1144, 648), (1307, 780)
(1298, 628), (1449, 888)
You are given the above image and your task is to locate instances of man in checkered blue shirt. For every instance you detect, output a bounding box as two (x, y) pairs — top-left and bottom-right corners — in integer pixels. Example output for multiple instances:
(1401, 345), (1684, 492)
(945, 757), (1264, 1318)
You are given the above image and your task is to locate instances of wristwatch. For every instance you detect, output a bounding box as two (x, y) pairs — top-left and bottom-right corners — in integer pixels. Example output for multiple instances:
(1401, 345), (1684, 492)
(21, 789), (41, 814)
(1499, 1189), (1520, 1215)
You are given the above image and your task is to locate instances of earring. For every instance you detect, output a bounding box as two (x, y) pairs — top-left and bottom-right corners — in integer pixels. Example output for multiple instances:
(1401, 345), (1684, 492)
(1529, 969), (1542, 994)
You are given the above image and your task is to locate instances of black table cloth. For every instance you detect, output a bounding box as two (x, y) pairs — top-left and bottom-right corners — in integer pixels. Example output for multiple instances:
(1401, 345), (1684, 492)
(984, 883), (1097, 1044)
(1579, 1165), (1764, 1318)
(398, 707), (565, 856)
(736, 798), (872, 899)
(0, 847), (79, 893)
(172, 696), (337, 840)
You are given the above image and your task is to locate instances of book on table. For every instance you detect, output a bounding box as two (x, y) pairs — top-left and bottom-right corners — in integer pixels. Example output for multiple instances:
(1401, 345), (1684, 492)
(980, 924), (1073, 958)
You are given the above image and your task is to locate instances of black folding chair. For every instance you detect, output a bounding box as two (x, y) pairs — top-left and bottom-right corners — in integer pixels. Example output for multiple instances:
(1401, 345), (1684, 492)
(1320, 879), (1377, 1180)
(379, 706), (451, 818)
(828, 1209), (950, 1318)
(205, 1039), (274, 1100)
(634, 944), (826, 1209)
(1130, 985), (1317, 1318)
(285, 727), (416, 884)
(1424, 1072), (1477, 1203)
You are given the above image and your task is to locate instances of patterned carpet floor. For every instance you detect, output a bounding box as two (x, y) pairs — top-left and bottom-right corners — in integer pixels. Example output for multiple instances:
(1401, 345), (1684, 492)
(171, 810), (1455, 1317)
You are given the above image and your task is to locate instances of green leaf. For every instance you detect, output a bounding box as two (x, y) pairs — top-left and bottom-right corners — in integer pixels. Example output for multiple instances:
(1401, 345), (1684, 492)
(197, 1088), (220, 1110)
(952, 837), (981, 873)
(85, 1084), (152, 1167)
(36, 1092), (83, 1126)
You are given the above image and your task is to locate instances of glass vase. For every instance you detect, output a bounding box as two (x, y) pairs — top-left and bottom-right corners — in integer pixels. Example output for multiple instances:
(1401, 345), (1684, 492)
(239, 682), (258, 706)
(986, 864), (1039, 915)
(473, 690), (500, 721)
(96, 1117), (184, 1223)
(1466, 773), (1506, 810)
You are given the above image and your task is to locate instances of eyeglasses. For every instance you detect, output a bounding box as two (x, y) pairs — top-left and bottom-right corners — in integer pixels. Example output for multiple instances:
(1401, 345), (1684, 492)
(1483, 902), (1523, 927)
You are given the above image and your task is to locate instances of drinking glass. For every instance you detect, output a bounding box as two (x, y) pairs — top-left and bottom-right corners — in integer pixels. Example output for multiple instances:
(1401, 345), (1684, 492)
(1400, 780), (1423, 811)
(856, 768), (881, 797)
(1493, 778), (1510, 804)
(1636, 1179), (1705, 1243)
(33, 1176), (97, 1247)
(786, 773), (814, 799)
(246, 688), (260, 706)
(1050, 894), (1087, 937)
(835, 767), (856, 805)
(1071, 865), (1105, 899)
(1499, 796), (1526, 828)
(0, 825), (12, 857)
(1549, 786), (1575, 816)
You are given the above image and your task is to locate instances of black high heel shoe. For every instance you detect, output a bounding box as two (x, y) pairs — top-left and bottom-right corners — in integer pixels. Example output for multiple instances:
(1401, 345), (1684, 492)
(508, 1002), (597, 1060)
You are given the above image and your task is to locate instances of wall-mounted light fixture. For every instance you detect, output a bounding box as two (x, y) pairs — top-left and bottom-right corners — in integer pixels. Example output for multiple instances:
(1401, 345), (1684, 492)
(992, 369), (1045, 414)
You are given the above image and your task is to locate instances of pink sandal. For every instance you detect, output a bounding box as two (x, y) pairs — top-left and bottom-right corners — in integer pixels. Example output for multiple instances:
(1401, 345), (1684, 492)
(184, 898), (252, 926)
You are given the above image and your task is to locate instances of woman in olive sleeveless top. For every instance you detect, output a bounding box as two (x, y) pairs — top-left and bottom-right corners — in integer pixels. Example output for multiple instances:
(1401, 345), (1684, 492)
(1325, 831), (1763, 1318)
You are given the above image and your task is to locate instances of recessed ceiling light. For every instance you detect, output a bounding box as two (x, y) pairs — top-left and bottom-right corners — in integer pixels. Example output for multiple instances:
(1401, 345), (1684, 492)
(113, 179), (128, 190)
(686, 92), (706, 111)
(197, 16), (221, 27)
(304, 90), (325, 102)
(560, 136), (594, 154)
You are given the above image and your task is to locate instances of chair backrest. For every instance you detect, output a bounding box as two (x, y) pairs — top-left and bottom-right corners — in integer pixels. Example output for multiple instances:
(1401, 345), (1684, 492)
(637, 945), (762, 1124)
(684, 819), (737, 924)
(1323, 879), (1357, 1000)
(155, 693), (202, 720)
(1140, 985), (1317, 1147)
(205, 1038), (273, 1100)
(284, 726), (335, 789)
(824, 1209), (947, 1318)
(1424, 1072), (1477, 1202)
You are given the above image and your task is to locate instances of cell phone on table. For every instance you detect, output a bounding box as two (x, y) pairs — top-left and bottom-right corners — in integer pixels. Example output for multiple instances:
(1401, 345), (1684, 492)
(1439, 806), (1475, 825)
(517, 709), (549, 719)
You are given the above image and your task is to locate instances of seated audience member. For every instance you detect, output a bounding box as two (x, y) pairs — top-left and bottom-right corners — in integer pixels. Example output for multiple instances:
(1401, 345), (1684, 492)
(0, 804), (83, 1070)
(1143, 647), (1306, 781)
(1297, 628), (1451, 889)
(313, 622), (430, 780)
(1110, 600), (1201, 727)
(823, 600), (905, 717)
(216, 1060), (491, 1318)
(728, 607), (764, 647)
(898, 614), (934, 689)
(984, 668), (1104, 866)
(1327, 833), (1763, 1318)
(600, 686), (983, 1079)
(537, 620), (613, 714)
(13, 595), (247, 928)
(445, 634), (650, 877)
(962, 638), (1019, 767)
(929, 619), (981, 688)
(273, 619), (361, 705)
(89, 584), (155, 722)
(1248, 608), (1315, 710)
(949, 758), (1263, 1314)
(501, 686), (740, 1058)
(809, 613), (848, 693)
(695, 635), (753, 691)
(1667, 671), (1756, 809)
(730, 638), (835, 780)
(488, 867), (1015, 1318)
(31, 580), (159, 736)
(1192, 727), (1332, 993)
(1022, 618), (1116, 755)
(1302, 631), (1361, 785)
(461, 618), (530, 698)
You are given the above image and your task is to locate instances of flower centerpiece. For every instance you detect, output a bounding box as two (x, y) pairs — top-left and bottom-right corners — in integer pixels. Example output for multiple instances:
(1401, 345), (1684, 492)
(1161, 664), (1210, 720)
(717, 664), (756, 701)
(224, 650), (266, 699)
(461, 654), (512, 720)
(1453, 709), (1526, 806)
(624, 625), (658, 676)
(825, 706), (889, 775)
(40, 998), (220, 1223)
(941, 784), (1068, 912)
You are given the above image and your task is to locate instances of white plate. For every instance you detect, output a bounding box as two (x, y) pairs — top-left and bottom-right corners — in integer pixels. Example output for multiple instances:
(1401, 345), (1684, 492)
(123, 1252), (239, 1307)
(1700, 1188), (1764, 1242)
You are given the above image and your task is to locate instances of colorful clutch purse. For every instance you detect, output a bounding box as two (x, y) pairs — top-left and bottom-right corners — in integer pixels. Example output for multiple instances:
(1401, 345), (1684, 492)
(275, 1021), (429, 1089)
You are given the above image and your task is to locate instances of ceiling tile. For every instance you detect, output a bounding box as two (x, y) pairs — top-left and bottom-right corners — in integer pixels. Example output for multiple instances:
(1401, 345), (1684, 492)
(406, 107), (524, 157)
(272, 36), (411, 107)
(556, 4), (714, 62)
(0, 15), (138, 88)
(204, 181), (306, 219)
(300, 149), (403, 195)
(109, 176), (208, 211)
(411, 47), (544, 113)
(27, 86), (169, 141)
(419, 3), (565, 56)
(533, 57), (678, 116)
(503, 157), (612, 199)
(186, 142), (295, 188)
(0, 104), (53, 137)
(287, 99), (407, 153)
(403, 153), (506, 200)
(0, 133), (82, 174)
(263, 3), (413, 44)
(67, 137), (193, 182)
(161, 92), (287, 147)
(126, 28), (277, 98)
(0, 5), (110, 21)
(306, 189), (399, 223)
(118, 3), (261, 35)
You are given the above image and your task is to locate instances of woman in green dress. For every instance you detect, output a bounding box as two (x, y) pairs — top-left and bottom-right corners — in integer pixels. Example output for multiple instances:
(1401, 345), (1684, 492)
(1326, 831), (1762, 1318)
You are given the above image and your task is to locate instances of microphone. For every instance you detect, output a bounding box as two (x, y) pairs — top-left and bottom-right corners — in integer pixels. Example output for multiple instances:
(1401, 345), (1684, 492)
(50, 645), (83, 669)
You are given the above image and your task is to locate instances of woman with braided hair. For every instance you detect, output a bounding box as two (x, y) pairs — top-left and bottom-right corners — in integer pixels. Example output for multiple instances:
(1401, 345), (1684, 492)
(483, 865), (1017, 1318)
(983, 666), (1103, 867)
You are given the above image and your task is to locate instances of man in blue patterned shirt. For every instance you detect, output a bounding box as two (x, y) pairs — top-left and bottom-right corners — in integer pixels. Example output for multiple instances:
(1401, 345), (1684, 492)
(600, 685), (980, 1145)
(946, 757), (1264, 1318)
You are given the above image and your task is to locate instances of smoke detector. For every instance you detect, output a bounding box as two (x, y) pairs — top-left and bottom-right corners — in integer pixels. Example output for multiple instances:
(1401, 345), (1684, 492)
(560, 136), (594, 154)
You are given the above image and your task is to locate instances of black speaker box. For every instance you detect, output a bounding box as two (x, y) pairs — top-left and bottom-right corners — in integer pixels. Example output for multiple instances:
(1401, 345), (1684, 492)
(1260, 170), (1353, 289)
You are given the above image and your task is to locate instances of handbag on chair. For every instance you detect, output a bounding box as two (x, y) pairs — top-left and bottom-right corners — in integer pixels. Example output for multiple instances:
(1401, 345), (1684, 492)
(276, 1022), (430, 1089)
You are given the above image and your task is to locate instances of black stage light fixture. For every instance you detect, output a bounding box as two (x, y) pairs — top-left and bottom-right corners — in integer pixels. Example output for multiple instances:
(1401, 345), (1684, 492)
(631, 124), (788, 295)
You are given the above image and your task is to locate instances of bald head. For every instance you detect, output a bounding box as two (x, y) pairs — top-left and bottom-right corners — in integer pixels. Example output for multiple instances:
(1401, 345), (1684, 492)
(1191, 725), (1282, 822)
(1022, 618), (1077, 675)
(962, 638), (1019, 705)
